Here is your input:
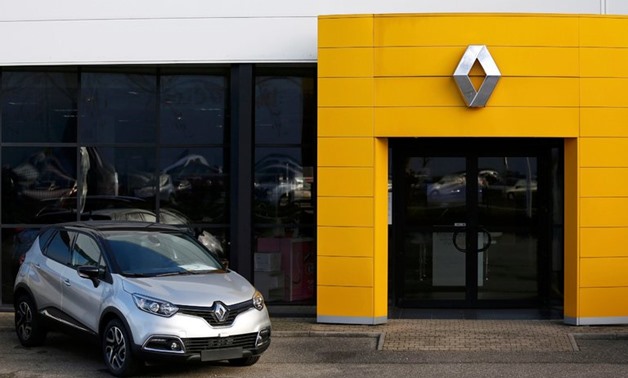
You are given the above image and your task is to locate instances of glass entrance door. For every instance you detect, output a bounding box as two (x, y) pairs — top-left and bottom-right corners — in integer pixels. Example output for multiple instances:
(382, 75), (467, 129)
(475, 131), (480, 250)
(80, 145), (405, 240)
(392, 138), (561, 308)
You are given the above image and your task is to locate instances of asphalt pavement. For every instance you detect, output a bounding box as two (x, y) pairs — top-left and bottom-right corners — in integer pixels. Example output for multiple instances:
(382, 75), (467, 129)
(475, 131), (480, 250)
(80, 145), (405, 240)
(2, 311), (628, 377)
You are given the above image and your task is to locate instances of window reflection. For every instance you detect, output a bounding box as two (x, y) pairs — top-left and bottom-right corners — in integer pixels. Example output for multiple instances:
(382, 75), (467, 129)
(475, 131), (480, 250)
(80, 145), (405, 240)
(254, 227), (315, 303)
(255, 76), (314, 145)
(2, 147), (78, 223)
(1, 71), (78, 143)
(160, 148), (227, 223)
(160, 75), (226, 144)
(79, 72), (157, 143)
(254, 148), (313, 225)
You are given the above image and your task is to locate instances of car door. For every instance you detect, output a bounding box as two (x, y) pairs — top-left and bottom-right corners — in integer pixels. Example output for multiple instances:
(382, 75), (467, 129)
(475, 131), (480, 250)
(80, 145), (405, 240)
(28, 229), (74, 314)
(61, 232), (111, 334)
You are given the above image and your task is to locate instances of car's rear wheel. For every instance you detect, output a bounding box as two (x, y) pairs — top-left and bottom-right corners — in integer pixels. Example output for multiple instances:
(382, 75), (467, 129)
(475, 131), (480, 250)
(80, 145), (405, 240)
(102, 318), (139, 377)
(14, 294), (47, 347)
(228, 355), (260, 366)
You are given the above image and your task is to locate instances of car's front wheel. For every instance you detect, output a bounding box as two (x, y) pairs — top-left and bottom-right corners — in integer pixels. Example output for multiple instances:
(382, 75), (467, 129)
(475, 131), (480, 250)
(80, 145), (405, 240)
(102, 318), (140, 377)
(14, 294), (47, 347)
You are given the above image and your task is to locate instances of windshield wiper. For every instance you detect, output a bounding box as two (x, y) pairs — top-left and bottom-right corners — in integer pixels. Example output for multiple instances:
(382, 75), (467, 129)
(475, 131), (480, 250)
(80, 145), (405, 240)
(154, 270), (188, 277)
(122, 272), (153, 278)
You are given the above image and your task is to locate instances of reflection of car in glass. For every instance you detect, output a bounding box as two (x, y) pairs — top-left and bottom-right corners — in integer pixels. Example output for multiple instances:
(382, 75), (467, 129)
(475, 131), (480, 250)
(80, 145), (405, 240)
(161, 154), (226, 221)
(254, 154), (311, 208)
(505, 179), (537, 200)
(163, 154), (223, 197)
(427, 173), (486, 205)
(14, 222), (271, 376)
(121, 171), (174, 203)
(12, 151), (77, 201)
(428, 173), (466, 198)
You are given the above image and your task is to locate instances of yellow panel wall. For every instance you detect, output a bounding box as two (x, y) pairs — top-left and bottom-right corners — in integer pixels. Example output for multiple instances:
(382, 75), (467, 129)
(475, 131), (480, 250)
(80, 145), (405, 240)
(318, 13), (628, 326)
(579, 15), (628, 324)
(318, 15), (383, 325)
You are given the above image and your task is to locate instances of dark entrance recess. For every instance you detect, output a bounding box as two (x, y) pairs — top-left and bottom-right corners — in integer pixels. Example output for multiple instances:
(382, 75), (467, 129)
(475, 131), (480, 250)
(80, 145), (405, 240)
(390, 138), (564, 310)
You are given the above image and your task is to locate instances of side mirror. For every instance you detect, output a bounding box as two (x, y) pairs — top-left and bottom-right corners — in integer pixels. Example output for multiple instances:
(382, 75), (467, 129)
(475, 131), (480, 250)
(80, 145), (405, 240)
(77, 265), (101, 288)
(221, 258), (229, 270)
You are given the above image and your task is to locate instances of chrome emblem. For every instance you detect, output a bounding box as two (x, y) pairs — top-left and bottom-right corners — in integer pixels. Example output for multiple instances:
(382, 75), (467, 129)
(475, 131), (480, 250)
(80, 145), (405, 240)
(213, 302), (228, 322)
(453, 45), (501, 108)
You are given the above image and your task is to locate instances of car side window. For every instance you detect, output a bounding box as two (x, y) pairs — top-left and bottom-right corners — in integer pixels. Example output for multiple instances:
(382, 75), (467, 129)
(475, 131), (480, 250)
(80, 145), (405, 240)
(72, 233), (102, 268)
(45, 230), (74, 266)
(38, 228), (57, 250)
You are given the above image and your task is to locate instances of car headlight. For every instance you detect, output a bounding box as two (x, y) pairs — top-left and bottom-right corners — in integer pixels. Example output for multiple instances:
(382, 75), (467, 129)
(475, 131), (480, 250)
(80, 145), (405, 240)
(252, 290), (265, 311)
(133, 294), (179, 317)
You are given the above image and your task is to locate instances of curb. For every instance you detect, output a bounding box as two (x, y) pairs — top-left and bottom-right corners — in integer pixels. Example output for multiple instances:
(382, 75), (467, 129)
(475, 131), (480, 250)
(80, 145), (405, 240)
(273, 330), (385, 350)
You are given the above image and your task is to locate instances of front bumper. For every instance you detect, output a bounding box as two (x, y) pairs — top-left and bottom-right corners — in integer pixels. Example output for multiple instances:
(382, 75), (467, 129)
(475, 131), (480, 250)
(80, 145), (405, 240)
(126, 302), (272, 362)
(135, 327), (271, 362)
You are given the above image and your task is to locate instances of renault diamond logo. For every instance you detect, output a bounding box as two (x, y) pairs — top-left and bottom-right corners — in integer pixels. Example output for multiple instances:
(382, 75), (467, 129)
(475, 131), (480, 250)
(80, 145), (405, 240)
(453, 45), (501, 108)
(213, 302), (228, 322)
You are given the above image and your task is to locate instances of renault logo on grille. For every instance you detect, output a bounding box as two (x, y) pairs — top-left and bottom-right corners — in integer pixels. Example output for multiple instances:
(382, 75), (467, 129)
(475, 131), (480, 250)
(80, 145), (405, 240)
(453, 45), (501, 108)
(213, 302), (228, 322)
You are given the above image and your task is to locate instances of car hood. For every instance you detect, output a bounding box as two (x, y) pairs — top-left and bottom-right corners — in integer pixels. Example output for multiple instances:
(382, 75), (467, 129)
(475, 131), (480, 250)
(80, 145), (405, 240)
(120, 270), (255, 307)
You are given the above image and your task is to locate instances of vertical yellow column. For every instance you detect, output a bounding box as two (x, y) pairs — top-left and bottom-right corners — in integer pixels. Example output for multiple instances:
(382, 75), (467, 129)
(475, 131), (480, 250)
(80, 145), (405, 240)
(317, 15), (387, 324)
(574, 15), (628, 324)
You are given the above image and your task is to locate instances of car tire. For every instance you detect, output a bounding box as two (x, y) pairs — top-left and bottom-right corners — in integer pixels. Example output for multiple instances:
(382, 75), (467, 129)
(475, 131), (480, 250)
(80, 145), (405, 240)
(102, 318), (139, 377)
(14, 294), (47, 347)
(228, 355), (260, 366)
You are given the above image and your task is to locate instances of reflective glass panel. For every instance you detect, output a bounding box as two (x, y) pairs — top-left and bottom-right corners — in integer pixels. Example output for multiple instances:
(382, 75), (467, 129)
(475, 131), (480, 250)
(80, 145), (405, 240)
(254, 147), (314, 225)
(254, 76), (315, 145)
(2, 147), (78, 223)
(159, 147), (227, 223)
(1, 71), (78, 143)
(254, 227), (315, 304)
(79, 72), (157, 143)
(160, 75), (227, 144)
(99, 147), (157, 213)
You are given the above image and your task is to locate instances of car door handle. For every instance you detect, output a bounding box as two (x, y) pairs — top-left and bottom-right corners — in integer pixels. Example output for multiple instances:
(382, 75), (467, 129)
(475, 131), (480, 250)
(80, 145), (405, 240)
(63, 279), (71, 287)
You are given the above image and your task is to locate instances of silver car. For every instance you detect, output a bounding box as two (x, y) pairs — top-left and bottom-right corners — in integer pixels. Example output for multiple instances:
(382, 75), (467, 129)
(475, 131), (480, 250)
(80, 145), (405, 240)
(13, 221), (271, 377)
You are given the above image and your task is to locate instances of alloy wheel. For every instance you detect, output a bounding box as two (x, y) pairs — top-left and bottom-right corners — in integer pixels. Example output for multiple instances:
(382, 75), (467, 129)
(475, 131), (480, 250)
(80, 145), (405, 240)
(104, 325), (127, 370)
(16, 301), (33, 341)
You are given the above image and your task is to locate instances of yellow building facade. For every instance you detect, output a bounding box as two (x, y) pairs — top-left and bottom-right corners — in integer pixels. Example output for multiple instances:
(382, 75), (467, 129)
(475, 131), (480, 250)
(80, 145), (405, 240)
(317, 13), (628, 326)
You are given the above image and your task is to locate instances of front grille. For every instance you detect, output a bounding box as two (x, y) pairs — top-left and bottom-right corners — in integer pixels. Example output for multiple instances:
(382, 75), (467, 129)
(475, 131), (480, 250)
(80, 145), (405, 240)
(178, 300), (253, 327)
(182, 333), (258, 353)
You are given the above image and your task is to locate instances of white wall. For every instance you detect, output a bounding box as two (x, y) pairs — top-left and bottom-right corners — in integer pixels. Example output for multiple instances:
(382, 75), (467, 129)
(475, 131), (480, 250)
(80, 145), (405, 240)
(0, 0), (620, 65)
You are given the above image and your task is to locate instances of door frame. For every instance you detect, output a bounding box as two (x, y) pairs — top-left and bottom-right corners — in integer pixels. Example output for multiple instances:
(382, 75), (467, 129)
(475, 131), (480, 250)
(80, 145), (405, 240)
(390, 137), (563, 309)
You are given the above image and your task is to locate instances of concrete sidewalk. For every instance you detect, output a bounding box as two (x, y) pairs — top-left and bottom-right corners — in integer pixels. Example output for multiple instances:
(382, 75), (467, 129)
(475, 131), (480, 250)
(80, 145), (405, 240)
(3, 311), (628, 352)
(271, 317), (628, 352)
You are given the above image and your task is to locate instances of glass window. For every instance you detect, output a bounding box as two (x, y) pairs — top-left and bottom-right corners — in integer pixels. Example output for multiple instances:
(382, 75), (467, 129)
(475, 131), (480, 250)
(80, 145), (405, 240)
(110, 147), (157, 207)
(254, 147), (313, 225)
(160, 75), (227, 144)
(255, 75), (315, 145)
(45, 230), (73, 265)
(79, 72), (157, 143)
(254, 227), (315, 304)
(160, 147), (227, 223)
(72, 233), (102, 267)
(1, 71), (78, 143)
(253, 70), (316, 305)
(2, 147), (78, 224)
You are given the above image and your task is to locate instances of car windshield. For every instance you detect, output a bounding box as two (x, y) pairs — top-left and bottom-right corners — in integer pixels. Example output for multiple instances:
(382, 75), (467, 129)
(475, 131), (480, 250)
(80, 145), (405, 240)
(104, 231), (223, 277)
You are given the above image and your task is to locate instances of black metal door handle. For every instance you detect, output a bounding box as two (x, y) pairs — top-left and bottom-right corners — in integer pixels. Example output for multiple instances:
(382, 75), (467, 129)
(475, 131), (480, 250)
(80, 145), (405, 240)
(452, 227), (492, 253)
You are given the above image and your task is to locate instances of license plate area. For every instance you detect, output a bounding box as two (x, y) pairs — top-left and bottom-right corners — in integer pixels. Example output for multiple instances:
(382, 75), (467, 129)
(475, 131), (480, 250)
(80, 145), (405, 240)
(201, 347), (243, 361)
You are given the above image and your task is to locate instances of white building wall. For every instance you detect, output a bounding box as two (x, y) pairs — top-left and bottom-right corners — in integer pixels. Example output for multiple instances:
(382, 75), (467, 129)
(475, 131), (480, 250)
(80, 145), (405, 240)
(0, 0), (620, 65)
